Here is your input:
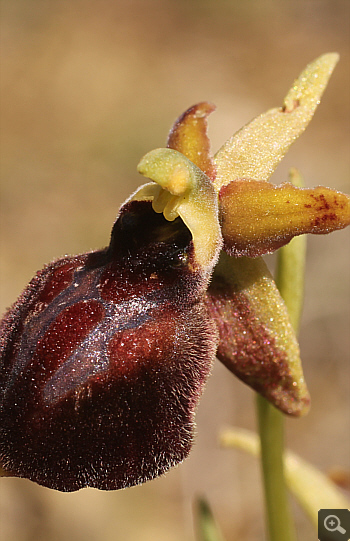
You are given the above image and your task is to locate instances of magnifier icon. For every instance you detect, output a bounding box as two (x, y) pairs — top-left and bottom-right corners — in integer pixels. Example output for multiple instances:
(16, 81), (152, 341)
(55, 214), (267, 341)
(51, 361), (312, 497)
(324, 514), (346, 534)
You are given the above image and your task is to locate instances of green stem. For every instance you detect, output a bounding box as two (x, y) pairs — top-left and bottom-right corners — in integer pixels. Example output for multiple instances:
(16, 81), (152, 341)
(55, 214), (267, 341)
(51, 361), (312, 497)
(257, 168), (306, 541)
(275, 168), (307, 335)
(256, 396), (297, 541)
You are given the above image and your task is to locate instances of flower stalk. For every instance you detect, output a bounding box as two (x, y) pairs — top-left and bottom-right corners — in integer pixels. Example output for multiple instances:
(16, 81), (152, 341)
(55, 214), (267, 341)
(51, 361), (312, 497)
(257, 395), (296, 541)
(275, 168), (307, 334)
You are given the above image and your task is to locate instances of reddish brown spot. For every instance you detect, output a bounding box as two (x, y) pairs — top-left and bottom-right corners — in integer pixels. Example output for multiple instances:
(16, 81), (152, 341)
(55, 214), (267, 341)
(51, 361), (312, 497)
(313, 212), (337, 228)
(99, 266), (164, 303)
(108, 316), (176, 377)
(32, 300), (104, 373)
(282, 99), (300, 113)
(39, 263), (77, 304)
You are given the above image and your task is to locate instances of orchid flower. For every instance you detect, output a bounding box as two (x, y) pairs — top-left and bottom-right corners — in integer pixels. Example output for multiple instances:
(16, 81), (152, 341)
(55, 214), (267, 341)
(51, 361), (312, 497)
(0, 53), (349, 492)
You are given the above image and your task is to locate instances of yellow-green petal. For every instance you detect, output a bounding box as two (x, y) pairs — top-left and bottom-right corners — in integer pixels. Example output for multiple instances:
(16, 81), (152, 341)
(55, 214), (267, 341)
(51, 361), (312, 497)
(214, 53), (339, 189)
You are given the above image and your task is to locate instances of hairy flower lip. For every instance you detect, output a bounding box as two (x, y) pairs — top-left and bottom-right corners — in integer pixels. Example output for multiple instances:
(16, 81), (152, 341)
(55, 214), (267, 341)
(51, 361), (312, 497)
(0, 198), (218, 491)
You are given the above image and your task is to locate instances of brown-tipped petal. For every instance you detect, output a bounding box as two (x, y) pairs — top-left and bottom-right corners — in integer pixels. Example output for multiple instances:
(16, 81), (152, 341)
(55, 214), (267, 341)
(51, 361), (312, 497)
(219, 179), (350, 257)
(205, 252), (310, 416)
(214, 53), (339, 189)
(167, 102), (217, 181)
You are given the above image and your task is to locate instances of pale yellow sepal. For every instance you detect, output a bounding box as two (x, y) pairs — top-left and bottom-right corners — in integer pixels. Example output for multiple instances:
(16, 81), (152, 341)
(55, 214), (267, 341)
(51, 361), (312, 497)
(220, 427), (350, 528)
(137, 148), (222, 271)
(214, 53), (339, 190)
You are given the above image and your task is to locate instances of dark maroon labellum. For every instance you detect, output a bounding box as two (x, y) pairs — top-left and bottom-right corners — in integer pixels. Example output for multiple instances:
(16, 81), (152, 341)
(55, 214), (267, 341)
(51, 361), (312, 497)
(0, 201), (217, 491)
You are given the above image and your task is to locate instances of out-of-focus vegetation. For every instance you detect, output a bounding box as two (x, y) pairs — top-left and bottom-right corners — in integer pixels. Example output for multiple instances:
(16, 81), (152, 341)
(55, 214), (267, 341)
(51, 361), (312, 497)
(1, 1), (349, 540)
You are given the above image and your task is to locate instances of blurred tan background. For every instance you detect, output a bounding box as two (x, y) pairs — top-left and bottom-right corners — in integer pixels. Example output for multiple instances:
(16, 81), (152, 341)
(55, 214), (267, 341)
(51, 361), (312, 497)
(1, 1), (349, 540)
